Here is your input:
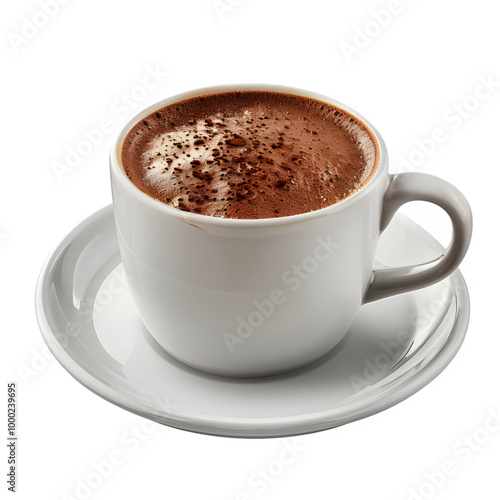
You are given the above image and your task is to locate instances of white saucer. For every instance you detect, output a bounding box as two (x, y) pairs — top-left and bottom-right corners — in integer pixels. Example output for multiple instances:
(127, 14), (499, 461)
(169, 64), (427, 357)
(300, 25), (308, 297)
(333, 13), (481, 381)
(36, 206), (469, 438)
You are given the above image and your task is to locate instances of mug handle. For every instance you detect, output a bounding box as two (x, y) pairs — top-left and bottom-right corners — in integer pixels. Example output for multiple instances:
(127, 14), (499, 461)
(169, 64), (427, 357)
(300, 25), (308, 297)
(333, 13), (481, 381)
(364, 172), (473, 303)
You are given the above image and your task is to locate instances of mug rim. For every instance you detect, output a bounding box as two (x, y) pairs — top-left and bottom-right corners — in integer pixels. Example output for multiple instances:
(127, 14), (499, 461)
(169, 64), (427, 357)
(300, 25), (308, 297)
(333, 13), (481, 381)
(110, 84), (389, 228)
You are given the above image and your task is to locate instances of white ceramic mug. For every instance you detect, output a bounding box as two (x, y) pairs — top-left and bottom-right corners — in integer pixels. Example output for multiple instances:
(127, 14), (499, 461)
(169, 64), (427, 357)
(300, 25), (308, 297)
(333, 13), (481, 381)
(110, 84), (472, 377)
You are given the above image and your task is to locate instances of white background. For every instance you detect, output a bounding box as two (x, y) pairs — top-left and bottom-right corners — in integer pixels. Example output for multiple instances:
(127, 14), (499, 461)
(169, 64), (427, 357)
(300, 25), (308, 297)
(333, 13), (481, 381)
(2, 0), (499, 499)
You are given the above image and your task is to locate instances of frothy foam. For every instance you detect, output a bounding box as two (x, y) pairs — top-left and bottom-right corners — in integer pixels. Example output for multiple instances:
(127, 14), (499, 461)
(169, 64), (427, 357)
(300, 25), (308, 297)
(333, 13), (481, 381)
(121, 91), (379, 218)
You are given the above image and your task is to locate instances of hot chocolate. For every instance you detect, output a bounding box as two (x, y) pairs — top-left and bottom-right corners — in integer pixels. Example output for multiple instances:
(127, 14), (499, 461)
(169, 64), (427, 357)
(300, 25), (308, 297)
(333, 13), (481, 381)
(121, 90), (379, 218)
